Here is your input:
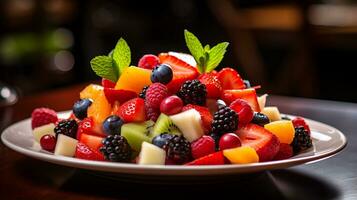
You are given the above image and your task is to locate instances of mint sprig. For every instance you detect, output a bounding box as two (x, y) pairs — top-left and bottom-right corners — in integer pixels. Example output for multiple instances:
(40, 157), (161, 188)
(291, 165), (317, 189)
(90, 56), (118, 82)
(112, 38), (131, 75)
(90, 37), (131, 82)
(184, 29), (229, 74)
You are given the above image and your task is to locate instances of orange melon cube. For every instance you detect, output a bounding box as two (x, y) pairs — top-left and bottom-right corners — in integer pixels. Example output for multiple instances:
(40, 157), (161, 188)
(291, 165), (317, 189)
(80, 84), (103, 100)
(115, 67), (152, 94)
(264, 120), (295, 144)
(87, 90), (112, 124)
(223, 146), (259, 164)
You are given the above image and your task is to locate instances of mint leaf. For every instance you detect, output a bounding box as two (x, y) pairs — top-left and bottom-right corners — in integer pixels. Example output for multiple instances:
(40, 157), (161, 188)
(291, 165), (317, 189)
(90, 56), (118, 82)
(184, 30), (205, 73)
(206, 42), (229, 73)
(204, 44), (210, 51)
(113, 38), (131, 75)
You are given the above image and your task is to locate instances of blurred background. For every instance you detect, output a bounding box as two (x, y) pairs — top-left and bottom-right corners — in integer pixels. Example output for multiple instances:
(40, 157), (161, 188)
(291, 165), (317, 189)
(1, 0), (357, 103)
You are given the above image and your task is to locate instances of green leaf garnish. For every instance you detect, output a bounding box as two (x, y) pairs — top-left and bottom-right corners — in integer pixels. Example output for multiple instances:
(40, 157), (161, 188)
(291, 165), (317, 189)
(90, 56), (118, 82)
(112, 38), (131, 75)
(184, 29), (229, 74)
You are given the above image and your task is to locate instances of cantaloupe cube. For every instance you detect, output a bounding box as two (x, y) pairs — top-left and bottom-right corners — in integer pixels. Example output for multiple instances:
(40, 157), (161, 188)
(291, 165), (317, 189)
(264, 120), (295, 144)
(223, 146), (259, 164)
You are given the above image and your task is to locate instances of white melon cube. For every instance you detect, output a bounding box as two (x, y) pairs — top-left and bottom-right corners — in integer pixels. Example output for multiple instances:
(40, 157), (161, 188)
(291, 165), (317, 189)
(169, 109), (204, 142)
(261, 106), (281, 121)
(54, 134), (78, 157)
(32, 123), (56, 143)
(257, 94), (268, 111)
(138, 142), (166, 165)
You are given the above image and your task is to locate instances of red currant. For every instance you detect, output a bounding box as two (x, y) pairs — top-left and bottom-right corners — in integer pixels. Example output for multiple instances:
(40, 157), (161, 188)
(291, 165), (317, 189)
(138, 54), (159, 70)
(160, 95), (183, 115)
(219, 133), (241, 150)
(230, 99), (254, 125)
(40, 134), (56, 152)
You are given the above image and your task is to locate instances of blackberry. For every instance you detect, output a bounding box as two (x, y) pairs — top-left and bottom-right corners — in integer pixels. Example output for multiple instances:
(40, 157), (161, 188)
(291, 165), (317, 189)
(291, 127), (312, 153)
(139, 86), (149, 99)
(54, 119), (78, 139)
(211, 106), (238, 135)
(100, 135), (132, 162)
(210, 132), (220, 150)
(163, 135), (191, 164)
(177, 80), (207, 105)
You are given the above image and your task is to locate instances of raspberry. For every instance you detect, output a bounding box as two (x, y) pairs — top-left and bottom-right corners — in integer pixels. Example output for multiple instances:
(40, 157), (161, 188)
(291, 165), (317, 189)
(31, 108), (58, 129)
(138, 54), (159, 70)
(145, 83), (168, 109)
(145, 104), (160, 121)
(191, 135), (215, 159)
(292, 117), (310, 135)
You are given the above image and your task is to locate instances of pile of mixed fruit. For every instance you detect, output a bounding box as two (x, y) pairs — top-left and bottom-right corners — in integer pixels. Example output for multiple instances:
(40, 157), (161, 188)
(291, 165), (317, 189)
(30, 30), (312, 165)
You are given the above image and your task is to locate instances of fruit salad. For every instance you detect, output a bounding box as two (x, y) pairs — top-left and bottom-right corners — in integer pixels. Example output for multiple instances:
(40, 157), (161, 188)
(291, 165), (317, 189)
(30, 30), (313, 165)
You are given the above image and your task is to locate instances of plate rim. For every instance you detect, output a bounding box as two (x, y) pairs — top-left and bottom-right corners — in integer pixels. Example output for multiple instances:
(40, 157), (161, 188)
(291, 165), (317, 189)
(1, 113), (347, 175)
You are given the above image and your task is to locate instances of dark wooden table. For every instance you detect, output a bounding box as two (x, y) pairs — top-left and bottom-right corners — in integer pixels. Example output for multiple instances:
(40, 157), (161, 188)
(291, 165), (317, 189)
(1, 84), (356, 200)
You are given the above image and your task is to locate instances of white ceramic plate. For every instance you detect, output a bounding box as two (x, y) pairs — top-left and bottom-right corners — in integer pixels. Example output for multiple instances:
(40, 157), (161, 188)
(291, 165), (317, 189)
(1, 112), (347, 176)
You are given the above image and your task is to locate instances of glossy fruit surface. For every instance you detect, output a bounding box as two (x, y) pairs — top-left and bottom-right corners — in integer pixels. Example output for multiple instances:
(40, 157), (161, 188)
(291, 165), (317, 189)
(219, 133), (242, 150)
(151, 64), (173, 84)
(40, 134), (56, 152)
(160, 95), (183, 115)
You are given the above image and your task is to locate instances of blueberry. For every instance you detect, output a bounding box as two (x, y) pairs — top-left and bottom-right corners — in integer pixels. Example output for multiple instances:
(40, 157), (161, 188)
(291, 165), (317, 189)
(252, 112), (270, 126)
(103, 115), (124, 135)
(151, 64), (173, 84)
(152, 133), (174, 148)
(243, 80), (251, 88)
(73, 98), (92, 120)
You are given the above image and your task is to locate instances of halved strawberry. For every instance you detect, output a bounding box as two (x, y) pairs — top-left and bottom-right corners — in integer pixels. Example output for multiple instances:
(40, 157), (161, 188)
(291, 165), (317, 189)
(75, 142), (104, 161)
(158, 53), (199, 94)
(236, 124), (280, 162)
(79, 133), (104, 152)
(273, 143), (293, 161)
(185, 151), (225, 165)
(117, 98), (146, 122)
(217, 68), (245, 90)
(198, 73), (222, 98)
(103, 88), (137, 104)
(101, 78), (116, 88)
(76, 117), (104, 140)
(182, 104), (213, 134)
(221, 88), (261, 112)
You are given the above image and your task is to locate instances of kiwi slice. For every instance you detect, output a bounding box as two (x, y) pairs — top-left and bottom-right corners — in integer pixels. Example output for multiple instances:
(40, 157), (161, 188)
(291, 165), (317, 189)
(150, 113), (182, 138)
(121, 122), (151, 154)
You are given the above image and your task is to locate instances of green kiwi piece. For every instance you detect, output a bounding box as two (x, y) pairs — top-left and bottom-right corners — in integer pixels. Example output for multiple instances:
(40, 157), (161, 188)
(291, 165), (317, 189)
(150, 113), (182, 138)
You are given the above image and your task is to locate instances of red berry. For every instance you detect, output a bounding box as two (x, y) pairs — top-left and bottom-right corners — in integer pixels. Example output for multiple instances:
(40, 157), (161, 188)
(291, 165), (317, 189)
(101, 78), (116, 88)
(118, 98), (146, 122)
(160, 95), (183, 115)
(75, 142), (104, 161)
(40, 134), (56, 152)
(145, 105), (160, 122)
(138, 54), (160, 69)
(191, 135), (216, 159)
(219, 133), (241, 150)
(145, 83), (168, 109)
(31, 108), (58, 129)
(229, 99), (254, 126)
(198, 73), (222, 98)
(292, 117), (310, 135)
(217, 68), (245, 90)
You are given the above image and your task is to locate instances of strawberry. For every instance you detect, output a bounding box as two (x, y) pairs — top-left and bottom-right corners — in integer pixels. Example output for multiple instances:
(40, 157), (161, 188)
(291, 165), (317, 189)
(138, 54), (160, 70)
(31, 108), (58, 129)
(236, 124), (280, 162)
(230, 99), (254, 126)
(292, 117), (311, 135)
(221, 88), (261, 112)
(191, 135), (216, 159)
(185, 151), (225, 165)
(79, 133), (104, 152)
(117, 98), (146, 122)
(101, 78), (116, 88)
(76, 117), (104, 140)
(158, 53), (199, 94)
(103, 88), (137, 104)
(273, 143), (293, 160)
(75, 142), (104, 161)
(198, 73), (222, 98)
(217, 68), (245, 90)
(182, 104), (213, 134)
